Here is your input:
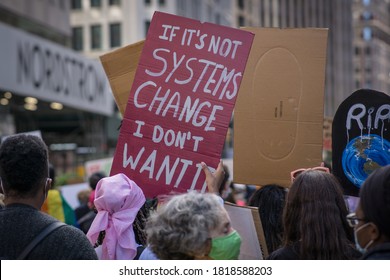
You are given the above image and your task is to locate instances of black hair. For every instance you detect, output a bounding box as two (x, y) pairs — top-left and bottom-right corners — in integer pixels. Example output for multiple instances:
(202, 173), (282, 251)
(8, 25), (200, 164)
(89, 172), (106, 190)
(359, 165), (390, 238)
(133, 197), (158, 245)
(0, 134), (49, 198)
(248, 184), (286, 253)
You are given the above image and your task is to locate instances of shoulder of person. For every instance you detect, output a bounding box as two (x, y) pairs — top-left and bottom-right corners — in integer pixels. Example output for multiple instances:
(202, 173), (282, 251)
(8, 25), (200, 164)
(267, 244), (299, 260)
(44, 224), (98, 260)
(138, 246), (159, 260)
(362, 243), (390, 260)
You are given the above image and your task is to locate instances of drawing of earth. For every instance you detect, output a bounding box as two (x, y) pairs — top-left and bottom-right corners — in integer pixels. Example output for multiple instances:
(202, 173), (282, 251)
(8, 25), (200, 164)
(342, 134), (390, 187)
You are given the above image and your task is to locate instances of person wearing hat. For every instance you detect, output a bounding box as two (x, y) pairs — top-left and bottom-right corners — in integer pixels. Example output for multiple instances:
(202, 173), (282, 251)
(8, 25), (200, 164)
(86, 173), (146, 260)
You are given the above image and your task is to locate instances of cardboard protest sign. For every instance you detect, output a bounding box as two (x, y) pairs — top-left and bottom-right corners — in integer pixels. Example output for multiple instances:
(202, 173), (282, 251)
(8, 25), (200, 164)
(224, 202), (268, 259)
(234, 28), (328, 187)
(110, 12), (254, 198)
(332, 89), (390, 196)
(100, 41), (144, 116)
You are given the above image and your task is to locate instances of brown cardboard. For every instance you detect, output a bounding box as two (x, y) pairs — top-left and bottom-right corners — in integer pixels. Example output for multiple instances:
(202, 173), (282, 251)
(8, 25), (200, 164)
(234, 28), (328, 187)
(100, 40), (144, 116)
(224, 202), (268, 259)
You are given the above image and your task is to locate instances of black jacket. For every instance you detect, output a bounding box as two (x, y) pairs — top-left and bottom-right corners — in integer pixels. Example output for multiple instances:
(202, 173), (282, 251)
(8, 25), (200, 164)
(362, 243), (390, 260)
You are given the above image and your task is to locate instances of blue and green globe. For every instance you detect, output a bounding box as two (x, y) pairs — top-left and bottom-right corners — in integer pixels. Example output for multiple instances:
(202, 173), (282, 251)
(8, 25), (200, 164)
(342, 134), (390, 187)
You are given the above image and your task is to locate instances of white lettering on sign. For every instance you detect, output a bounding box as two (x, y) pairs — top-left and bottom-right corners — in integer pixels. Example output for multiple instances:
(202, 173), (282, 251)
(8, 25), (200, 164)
(122, 143), (196, 188)
(133, 81), (224, 132)
(145, 48), (241, 100)
(346, 103), (390, 142)
(159, 25), (244, 60)
(118, 17), (251, 194)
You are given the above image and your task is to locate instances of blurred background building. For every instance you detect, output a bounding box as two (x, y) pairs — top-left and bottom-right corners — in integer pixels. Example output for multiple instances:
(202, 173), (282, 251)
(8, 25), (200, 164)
(353, 0), (390, 94)
(0, 0), (116, 177)
(1, 0), (390, 176)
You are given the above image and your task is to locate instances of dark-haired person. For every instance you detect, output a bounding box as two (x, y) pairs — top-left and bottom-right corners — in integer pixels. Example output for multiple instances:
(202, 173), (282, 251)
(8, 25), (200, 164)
(87, 171), (106, 210)
(347, 165), (390, 259)
(0, 134), (97, 259)
(268, 169), (361, 259)
(248, 184), (286, 254)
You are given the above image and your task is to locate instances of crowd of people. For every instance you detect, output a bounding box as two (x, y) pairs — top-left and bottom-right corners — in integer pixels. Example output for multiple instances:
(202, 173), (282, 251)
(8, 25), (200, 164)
(0, 134), (389, 260)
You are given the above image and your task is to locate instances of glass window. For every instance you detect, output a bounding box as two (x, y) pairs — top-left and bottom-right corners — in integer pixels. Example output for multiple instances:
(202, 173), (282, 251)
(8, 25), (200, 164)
(110, 23), (121, 48)
(72, 27), (83, 51)
(71, 0), (82, 9)
(238, 16), (245, 26)
(363, 27), (372, 41)
(215, 13), (220, 25)
(90, 0), (101, 8)
(145, 20), (151, 37)
(145, 0), (151, 5)
(109, 0), (121, 5)
(238, 0), (244, 9)
(91, 25), (102, 49)
(355, 46), (360, 55)
(355, 80), (360, 89)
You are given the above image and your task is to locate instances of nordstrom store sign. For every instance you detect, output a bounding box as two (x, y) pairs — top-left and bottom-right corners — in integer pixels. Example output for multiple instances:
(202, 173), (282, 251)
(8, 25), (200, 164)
(0, 22), (114, 116)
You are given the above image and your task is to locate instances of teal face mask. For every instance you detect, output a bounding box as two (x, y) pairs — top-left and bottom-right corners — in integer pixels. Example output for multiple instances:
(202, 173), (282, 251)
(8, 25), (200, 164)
(209, 230), (242, 260)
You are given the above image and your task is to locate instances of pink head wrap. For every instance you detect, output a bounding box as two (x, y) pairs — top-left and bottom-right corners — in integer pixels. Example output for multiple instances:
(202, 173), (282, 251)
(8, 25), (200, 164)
(86, 173), (146, 260)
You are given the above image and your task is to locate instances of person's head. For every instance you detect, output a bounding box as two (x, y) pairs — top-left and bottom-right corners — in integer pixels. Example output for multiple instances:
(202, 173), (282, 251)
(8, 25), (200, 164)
(87, 172), (106, 210)
(351, 165), (390, 254)
(86, 173), (145, 260)
(77, 189), (91, 205)
(89, 172), (106, 190)
(146, 192), (241, 260)
(248, 184), (286, 253)
(283, 170), (354, 259)
(0, 134), (51, 207)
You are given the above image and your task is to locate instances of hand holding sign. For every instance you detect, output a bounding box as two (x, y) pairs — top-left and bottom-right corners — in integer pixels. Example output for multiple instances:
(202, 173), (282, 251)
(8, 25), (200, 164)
(201, 160), (225, 194)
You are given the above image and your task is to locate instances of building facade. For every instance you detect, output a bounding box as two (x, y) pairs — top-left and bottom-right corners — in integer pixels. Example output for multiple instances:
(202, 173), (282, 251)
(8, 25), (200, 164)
(353, 0), (390, 94)
(0, 0), (115, 174)
(70, 0), (238, 58)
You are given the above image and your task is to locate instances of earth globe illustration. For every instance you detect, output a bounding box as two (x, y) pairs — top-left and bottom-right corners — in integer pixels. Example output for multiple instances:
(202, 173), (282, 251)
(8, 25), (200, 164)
(342, 134), (390, 187)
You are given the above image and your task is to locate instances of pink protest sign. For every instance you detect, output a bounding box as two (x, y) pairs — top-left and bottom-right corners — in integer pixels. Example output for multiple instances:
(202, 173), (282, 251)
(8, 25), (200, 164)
(111, 12), (254, 198)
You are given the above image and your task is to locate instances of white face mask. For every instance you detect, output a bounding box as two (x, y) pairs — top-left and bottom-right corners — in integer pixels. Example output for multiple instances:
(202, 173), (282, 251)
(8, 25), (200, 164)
(354, 222), (374, 254)
(0, 180), (4, 194)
